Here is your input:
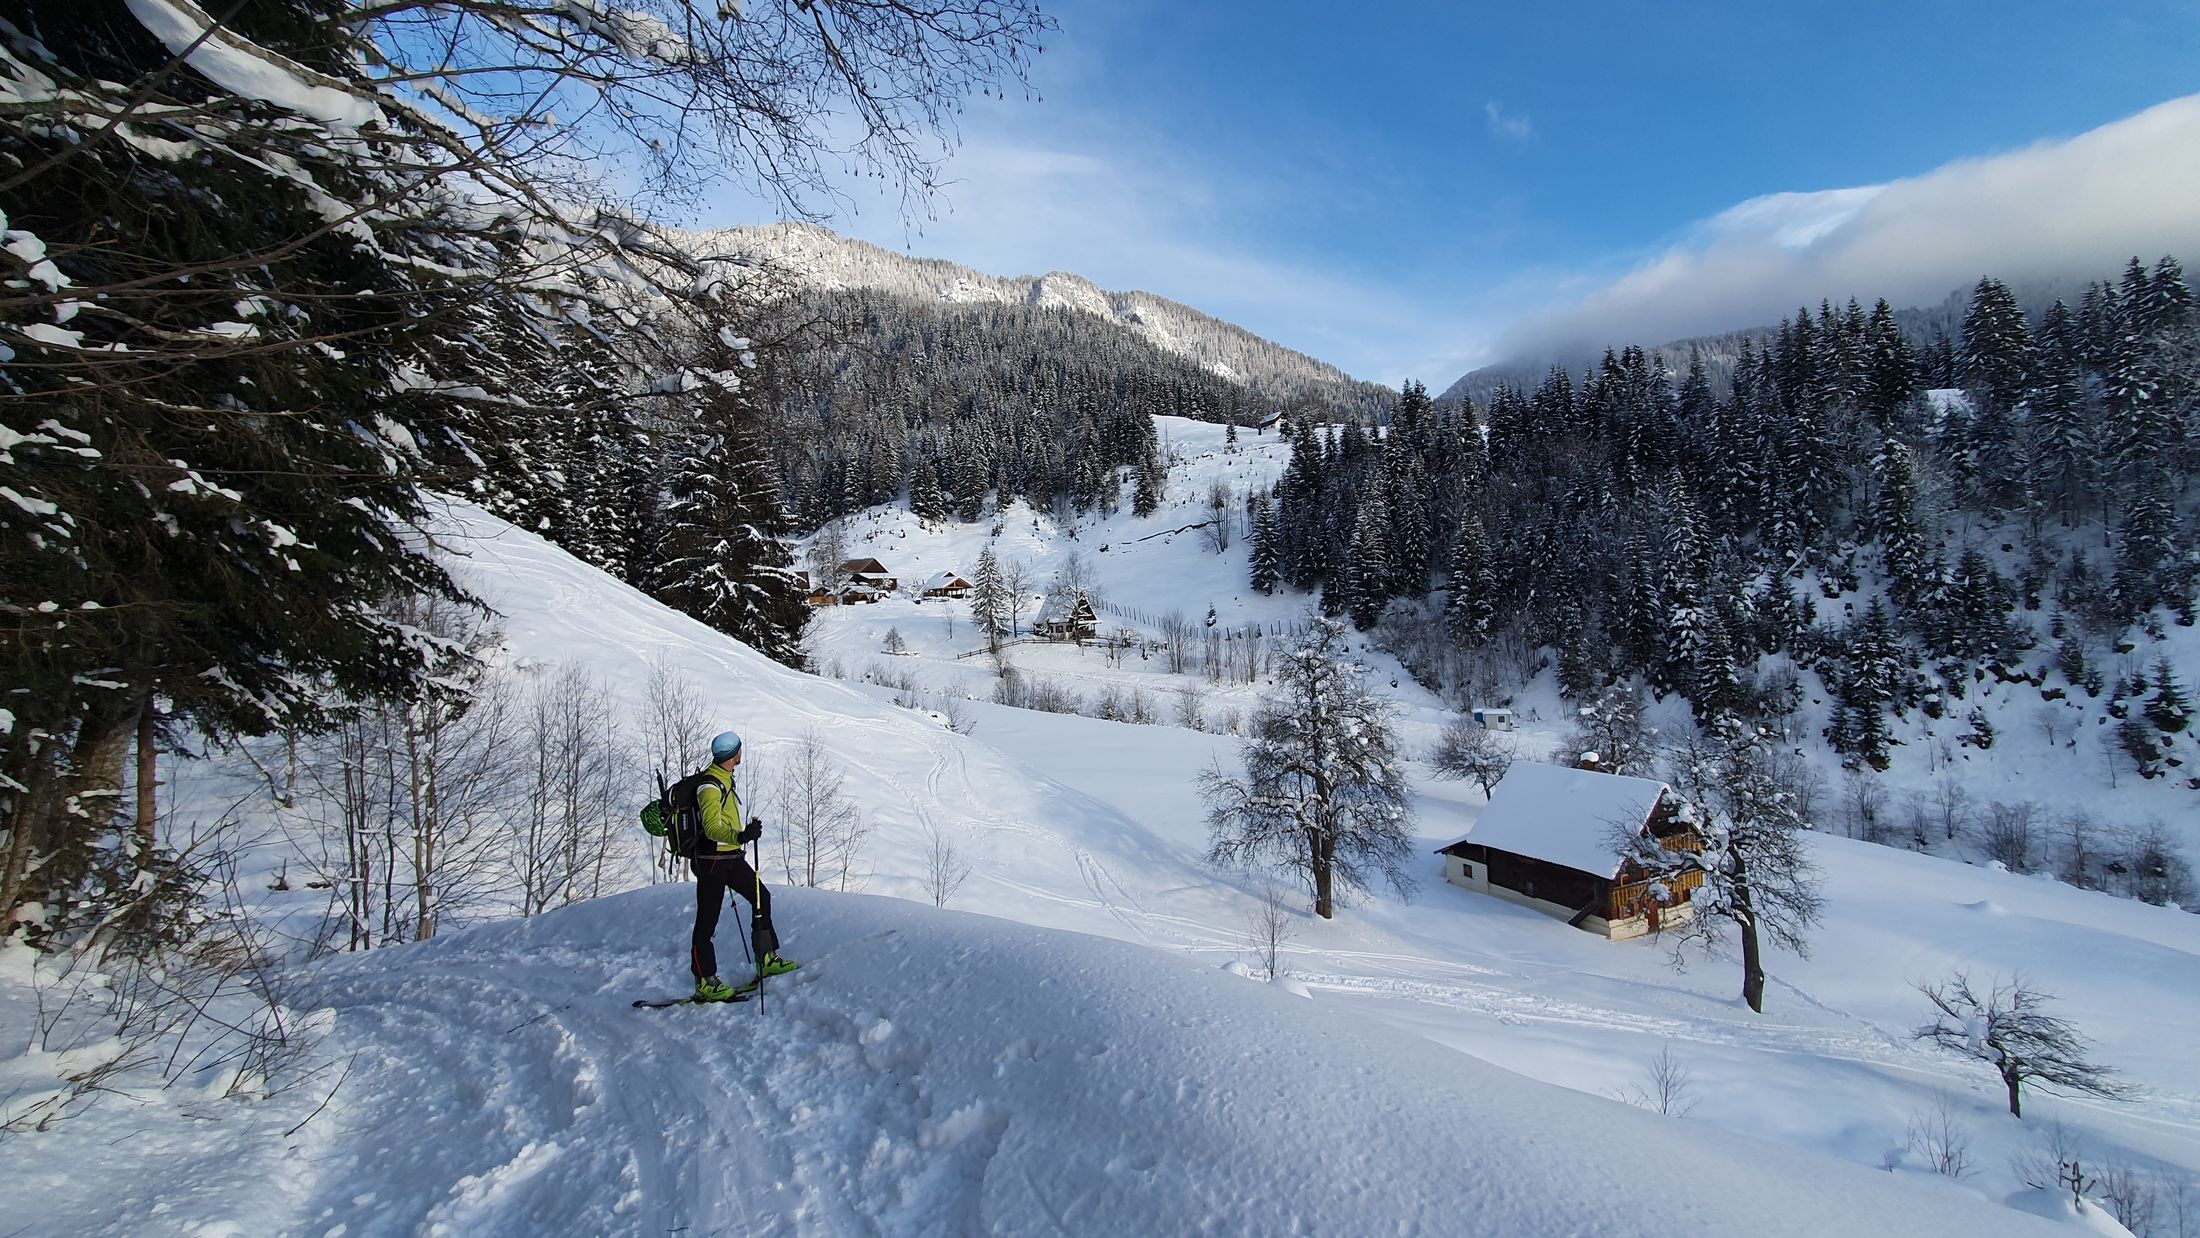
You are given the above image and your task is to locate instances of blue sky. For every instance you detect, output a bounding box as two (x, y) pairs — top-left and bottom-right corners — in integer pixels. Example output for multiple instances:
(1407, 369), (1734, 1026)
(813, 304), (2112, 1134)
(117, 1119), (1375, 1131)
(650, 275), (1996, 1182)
(699, 1), (2200, 389)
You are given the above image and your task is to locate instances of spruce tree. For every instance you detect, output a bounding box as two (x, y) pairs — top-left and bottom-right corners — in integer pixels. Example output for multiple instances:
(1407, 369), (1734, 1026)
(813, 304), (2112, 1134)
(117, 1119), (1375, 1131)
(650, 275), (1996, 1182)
(1346, 485), (1393, 630)
(2114, 468), (2179, 620)
(970, 545), (1009, 647)
(651, 425), (810, 667)
(1249, 498), (1281, 595)
(910, 458), (949, 524)
(2147, 657), (2191, 735)
(1444, 516), (1496, 648)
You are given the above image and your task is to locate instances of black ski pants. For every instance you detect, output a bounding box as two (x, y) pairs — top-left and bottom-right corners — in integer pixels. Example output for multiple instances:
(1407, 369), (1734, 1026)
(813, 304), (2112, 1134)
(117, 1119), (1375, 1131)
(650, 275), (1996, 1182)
(690, 852), (775, 978)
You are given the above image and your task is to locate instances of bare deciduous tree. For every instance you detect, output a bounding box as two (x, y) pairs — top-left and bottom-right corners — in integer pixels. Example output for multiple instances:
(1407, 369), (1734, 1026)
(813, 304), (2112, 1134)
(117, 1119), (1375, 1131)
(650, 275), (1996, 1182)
(1201, 617), (1415, 920)
(771, 730), (867, 891)
(1636, 719), (1823, 1014)
(637, 654), (710, 882)
(1612, 1042), (1699, 1117)
(922, 821), (974, 909)
(1202, 480), (1234, 553)
(1002, 557), (1036, 636)
(1244, 885), (1295, 980)
(1905, 1092), (1973, 1178)
(1914, 972), (2135, 1118)
(1157, 609), (1196, 674)
(284, 595), (519, 948)
(1428, 717), (1517, 797)
(1175, 682), (1207, 732)
(807, 519), (854, 594)
(513, 665), (631, 916)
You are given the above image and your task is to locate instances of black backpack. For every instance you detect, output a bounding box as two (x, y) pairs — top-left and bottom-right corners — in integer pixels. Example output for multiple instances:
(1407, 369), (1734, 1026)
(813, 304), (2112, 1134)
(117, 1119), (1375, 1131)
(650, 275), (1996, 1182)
(643, 769), (719, 860)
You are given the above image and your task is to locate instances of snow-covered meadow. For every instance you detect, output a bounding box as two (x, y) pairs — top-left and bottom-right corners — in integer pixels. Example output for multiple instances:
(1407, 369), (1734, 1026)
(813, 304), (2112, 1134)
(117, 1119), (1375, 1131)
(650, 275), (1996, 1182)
(3, 417), (2195, 1235)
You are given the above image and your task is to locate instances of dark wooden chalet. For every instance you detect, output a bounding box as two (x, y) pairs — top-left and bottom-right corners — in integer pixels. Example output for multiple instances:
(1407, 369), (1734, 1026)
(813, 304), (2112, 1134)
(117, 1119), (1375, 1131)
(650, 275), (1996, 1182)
(838, 558), (897, 592)
(1435, 760), (1704, 939)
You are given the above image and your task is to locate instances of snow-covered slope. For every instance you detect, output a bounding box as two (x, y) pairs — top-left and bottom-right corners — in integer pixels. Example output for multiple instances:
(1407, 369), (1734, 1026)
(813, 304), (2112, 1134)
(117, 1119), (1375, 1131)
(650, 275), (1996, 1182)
(10, 467), (2195, 1234)
(686, 221), (1383, 399)
(53, 886), (2100, 1236)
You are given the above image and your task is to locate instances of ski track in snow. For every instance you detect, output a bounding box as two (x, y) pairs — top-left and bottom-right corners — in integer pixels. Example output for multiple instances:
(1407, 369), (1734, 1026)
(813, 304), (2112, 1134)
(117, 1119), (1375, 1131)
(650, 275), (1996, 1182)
(285, 924), (971, 1236)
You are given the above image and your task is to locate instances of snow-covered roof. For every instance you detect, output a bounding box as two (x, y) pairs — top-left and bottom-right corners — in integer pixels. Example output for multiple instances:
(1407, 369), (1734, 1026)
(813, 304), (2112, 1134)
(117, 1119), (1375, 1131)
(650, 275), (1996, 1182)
(1034, 593), (1093, 626)
(1438, 761), (1669, 879)
(918, 570), (968, 590)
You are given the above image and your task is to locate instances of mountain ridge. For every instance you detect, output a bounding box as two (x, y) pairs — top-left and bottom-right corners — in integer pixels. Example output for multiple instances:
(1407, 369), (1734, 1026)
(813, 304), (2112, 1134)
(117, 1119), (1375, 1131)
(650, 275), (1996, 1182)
(686, 221), (1390, 408)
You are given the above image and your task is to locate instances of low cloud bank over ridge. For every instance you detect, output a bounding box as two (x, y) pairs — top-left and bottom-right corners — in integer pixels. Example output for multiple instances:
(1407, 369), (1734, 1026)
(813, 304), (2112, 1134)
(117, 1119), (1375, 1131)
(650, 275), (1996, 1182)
(1497, 93), (2200, 363)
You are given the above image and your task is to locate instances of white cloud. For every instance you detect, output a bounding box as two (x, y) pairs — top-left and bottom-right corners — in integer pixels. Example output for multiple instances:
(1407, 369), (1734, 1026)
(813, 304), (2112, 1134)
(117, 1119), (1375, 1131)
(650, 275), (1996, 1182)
(1484, 101), (1534, 143)
(1500, 92), (2200, 359)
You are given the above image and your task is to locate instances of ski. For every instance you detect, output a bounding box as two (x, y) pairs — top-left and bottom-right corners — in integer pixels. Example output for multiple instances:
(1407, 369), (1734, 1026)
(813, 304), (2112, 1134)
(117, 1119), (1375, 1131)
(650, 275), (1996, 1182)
(633, 992), (753, 1009)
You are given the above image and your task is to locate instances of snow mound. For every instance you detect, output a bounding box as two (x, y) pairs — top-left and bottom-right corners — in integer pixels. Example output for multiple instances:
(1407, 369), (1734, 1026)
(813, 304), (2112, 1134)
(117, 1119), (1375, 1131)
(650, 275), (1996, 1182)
(256, 886), (2062, 1236)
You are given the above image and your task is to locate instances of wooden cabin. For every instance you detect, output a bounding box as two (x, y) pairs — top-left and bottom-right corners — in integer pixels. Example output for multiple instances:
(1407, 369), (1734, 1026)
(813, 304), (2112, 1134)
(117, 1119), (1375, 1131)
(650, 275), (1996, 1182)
(1435, 761), (1704, 940)
(917, 570), (972, 600)
(838, 558), (897, 592)
(794, 571), (838, 607)
(838, 584), (884, 605)
(1032, 592), (1099, 642)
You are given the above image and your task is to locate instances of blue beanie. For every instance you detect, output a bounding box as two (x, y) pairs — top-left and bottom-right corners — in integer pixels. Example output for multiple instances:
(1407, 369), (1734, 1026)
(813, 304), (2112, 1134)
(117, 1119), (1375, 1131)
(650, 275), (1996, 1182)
(710, 730), (743, 761)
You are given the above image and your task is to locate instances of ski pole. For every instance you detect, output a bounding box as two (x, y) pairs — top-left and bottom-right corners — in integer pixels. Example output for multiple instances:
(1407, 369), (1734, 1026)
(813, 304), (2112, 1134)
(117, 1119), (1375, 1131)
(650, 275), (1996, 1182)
(753, 815), (766, 1017)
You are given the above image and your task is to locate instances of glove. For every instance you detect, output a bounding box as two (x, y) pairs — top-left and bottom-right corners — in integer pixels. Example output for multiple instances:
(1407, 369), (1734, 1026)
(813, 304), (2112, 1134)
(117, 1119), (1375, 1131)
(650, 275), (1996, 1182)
(740, 818), (763, 845)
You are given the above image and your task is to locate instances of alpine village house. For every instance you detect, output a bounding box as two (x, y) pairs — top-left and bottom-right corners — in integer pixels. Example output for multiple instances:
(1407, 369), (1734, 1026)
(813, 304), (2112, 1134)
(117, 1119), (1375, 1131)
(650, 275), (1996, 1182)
(1031, 591), (1100, 642)
(1436, 757), (1704, 940)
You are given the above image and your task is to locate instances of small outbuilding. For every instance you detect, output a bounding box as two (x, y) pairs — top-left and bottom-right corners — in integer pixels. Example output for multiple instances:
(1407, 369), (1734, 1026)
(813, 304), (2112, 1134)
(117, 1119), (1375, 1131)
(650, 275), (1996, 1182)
(1435, 760), (1703, 940)
(1470, 706), (1515, 731)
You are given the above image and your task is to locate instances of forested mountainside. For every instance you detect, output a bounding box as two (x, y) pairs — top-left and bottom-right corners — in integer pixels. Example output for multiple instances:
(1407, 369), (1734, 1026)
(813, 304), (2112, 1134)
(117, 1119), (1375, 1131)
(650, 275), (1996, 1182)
(748, 287), (1344, 529)
(1260, 256), (2198, 775)
(689, 222), (1395, 413)
(1439, 274), (2099, 408)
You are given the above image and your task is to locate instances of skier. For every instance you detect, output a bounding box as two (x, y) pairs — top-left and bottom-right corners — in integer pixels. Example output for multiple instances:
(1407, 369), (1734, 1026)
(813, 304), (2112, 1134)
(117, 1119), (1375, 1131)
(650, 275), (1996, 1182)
(688, 730), (798, 1001)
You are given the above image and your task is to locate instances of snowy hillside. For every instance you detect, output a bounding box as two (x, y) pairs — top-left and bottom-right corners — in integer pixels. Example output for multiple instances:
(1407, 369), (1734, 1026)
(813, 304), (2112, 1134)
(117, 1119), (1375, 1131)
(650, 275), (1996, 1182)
(7, 432), (2196, 1233)
(688, 221), (1383, 399)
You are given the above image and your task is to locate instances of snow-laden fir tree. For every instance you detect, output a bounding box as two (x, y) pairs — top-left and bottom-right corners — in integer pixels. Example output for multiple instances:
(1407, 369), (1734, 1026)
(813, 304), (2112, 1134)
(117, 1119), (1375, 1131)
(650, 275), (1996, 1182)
(1443, 515), (1496, 648)
(1248, 497), (1281, 594)
(0, 0), (1051, 939)
(969, 545), (1010, 649)
(1345, 481), (1393, 630)
(1200, 617), (1415, 920)
(651, 424), (810, 668)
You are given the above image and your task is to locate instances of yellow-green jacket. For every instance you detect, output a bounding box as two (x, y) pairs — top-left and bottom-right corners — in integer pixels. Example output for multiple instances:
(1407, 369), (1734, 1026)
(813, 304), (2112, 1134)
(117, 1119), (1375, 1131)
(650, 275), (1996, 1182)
(696, 764), (747, 856)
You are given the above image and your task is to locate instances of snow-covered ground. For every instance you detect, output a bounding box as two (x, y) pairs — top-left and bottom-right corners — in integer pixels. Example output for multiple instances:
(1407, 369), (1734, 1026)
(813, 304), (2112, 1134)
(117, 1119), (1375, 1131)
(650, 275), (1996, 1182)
(5, 417), (2196, 1235)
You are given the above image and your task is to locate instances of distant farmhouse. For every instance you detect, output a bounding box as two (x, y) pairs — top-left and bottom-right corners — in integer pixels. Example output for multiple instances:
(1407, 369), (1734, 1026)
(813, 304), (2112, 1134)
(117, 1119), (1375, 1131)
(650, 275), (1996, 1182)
(839, 558), (897, 593)
(1436, 759), (1703, 940)
(1032, 592), (1098, 642)
(917, 570), (972, 600)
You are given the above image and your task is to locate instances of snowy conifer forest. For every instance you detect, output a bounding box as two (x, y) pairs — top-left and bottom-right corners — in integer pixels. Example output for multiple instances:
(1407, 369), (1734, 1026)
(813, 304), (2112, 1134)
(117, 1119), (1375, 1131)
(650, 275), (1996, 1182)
(3, 0), (2199, 1234)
